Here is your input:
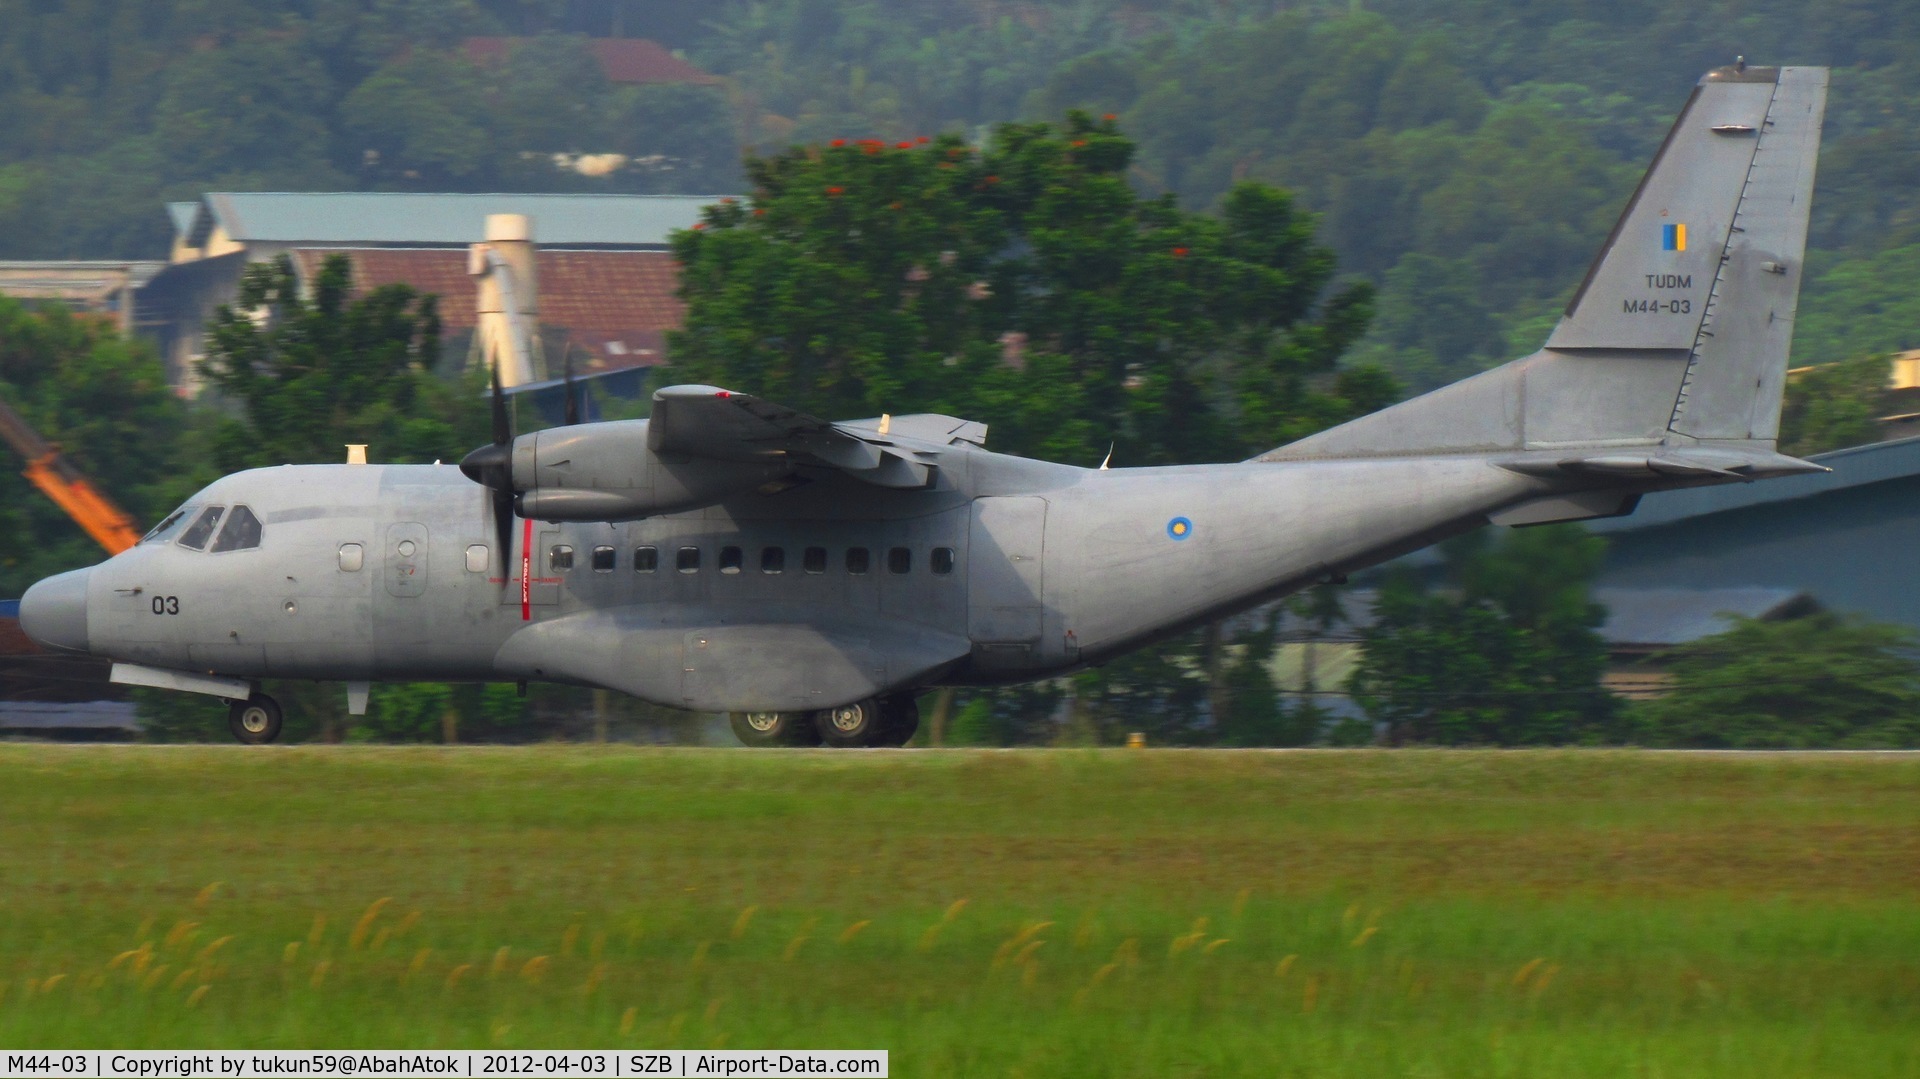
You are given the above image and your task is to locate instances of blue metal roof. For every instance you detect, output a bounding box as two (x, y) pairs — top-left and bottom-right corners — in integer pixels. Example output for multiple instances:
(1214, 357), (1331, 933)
(182, 192), (731, 249)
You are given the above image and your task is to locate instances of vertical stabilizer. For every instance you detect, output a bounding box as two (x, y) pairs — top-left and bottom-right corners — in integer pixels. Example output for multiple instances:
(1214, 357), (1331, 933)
(1260, 64), (1827, 464)
(1547, 65), (1827, 442)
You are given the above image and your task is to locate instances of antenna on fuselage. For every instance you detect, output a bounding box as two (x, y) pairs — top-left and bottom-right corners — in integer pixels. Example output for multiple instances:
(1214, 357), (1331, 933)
(1098, 443), (1114, 470)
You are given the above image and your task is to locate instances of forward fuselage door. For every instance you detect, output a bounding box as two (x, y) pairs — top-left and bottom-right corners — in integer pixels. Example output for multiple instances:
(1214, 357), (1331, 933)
(967, 496), (1046, 650)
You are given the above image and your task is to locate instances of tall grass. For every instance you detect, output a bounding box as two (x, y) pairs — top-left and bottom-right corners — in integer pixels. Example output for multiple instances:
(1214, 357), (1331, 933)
(1, 747), (1915, 1075)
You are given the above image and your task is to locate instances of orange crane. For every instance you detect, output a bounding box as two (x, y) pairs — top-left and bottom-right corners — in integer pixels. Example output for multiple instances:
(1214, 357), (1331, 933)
(0, 396), (141, 555)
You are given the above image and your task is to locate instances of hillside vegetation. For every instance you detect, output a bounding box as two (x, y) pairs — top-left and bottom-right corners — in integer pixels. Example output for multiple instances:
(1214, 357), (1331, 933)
(2, 1), (1917, 391)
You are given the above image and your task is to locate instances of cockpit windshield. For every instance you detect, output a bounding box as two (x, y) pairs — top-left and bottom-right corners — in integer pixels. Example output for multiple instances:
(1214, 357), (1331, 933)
(177, 506), (225, 551)
(209, 505), (263, 552)
(141, 505), (193, 545)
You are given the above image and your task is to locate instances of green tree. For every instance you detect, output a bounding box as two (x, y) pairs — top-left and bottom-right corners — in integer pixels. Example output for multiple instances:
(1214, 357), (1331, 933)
(1348, 525), (1619, 745)
(0, 296), (204, 594)
(1639, 614), (1920, 748)
(199, 253), (487, 469)
(340, 49), (495, 186)
(610, 83), (743, 193)
(1780, 353), (1892, 456)
(668, 113), (1385, 466)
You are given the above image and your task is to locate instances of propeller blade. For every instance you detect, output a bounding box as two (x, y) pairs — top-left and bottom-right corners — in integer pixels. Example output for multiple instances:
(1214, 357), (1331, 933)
(493, 487), (515, 569)
(490, 362), (510, 446)
(463, 360), (518, 586)
(563, 350), (580, 426)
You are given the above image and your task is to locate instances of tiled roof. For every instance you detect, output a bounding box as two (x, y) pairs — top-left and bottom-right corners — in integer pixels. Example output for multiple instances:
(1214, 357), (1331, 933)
(291, 248), (682, 371)
(463, 37), (719, 85)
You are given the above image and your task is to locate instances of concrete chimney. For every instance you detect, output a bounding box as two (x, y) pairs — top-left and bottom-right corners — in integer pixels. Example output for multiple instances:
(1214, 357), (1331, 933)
(470, 213), (541, 387)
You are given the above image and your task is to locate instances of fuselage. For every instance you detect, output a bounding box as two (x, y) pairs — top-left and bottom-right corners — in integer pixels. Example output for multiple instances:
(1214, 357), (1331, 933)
(20, 447), (1550, 713)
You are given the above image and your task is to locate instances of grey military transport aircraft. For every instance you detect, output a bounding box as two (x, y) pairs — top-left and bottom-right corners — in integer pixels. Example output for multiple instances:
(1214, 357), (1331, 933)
(20, 64), (1828, 747)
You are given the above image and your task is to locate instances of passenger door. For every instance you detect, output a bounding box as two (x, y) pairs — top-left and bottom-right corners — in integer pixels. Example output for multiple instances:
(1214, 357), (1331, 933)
(967, 497), (1046, 647)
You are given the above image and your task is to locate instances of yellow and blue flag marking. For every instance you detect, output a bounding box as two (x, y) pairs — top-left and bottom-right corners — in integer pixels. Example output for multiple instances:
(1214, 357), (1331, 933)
(1662, 223), (1688, 251)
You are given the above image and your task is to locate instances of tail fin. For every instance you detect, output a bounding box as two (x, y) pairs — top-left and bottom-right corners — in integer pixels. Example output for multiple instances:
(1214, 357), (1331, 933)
(1263, 64), (1828, 462)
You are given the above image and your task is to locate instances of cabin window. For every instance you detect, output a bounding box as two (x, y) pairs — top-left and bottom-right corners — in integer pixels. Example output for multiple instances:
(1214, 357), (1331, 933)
(338, 543), (364, 572)
(719, 546), (744, 574)
(846, 547), (870, 574)
(142, 506), (191, 545)
(550, 545), (574, 572)
(209, 505), (263, 552)
(803, 547), (827, 574)
(931, 547), (955, 575)
(677, 546), (701, 573)
(465, 545), (488, 573)
(888, 547), (912, 574)
(177, 506), (224, 551)
(635, 546), (658, 573)
(761, 546), (785, 574)
(592, 545), (616, 571)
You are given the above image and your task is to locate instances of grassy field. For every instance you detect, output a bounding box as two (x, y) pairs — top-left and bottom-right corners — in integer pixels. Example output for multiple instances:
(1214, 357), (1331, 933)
(0, 747), (1916, 1076)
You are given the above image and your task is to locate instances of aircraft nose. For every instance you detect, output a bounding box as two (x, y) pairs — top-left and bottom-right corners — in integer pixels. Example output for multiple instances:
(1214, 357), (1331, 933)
(19, 567), (91, 654)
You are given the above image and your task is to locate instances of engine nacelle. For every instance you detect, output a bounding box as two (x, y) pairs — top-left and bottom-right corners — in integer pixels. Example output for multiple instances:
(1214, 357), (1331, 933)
(506, 420), (787, 521)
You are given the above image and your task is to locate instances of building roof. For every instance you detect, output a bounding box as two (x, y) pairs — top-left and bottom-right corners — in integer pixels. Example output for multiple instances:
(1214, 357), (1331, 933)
(463, 37), (720, 85)
(179, 192), (723, 250)
(289, 248), (683, 370)
(0, 261), (167, 300)
(1593, 587), (1820, 648)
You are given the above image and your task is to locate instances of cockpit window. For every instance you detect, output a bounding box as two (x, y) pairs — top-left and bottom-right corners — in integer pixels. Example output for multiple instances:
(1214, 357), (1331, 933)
(209, 505), (263, 552)
(177, 506), (225, 551)
(141, 506), (192, 545)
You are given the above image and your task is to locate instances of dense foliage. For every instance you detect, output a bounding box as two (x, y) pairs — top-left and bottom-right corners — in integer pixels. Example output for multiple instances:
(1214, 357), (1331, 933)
(0, 296), (206, 596)
(1638, 614), (1920, 748)
(669, 116), (1388, 465)
(200, 254), (489, 470)
(4, 1), (1918, 390)
(1349, 526), (1621, 745)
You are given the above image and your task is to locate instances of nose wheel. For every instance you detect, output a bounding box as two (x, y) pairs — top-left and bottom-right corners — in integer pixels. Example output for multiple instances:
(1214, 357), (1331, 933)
(228, 693), (283, 745)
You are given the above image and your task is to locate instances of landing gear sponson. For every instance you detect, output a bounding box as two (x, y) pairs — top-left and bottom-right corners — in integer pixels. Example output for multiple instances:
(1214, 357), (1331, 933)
(731, 694), (919, 748)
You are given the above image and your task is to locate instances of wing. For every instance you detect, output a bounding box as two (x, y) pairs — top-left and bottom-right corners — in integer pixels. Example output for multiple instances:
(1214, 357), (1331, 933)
(647, 385), (985, 489)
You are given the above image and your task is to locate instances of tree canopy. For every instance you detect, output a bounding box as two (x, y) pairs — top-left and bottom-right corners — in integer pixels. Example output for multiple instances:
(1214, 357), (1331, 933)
(1638, 614), (1920, 749)
(5, 1), (1920, 409)
(199, 254), (488, 470)
(668, 115), (1389, 466)
(1349, 525), (1621, 746)
(0, 296), (203, 595)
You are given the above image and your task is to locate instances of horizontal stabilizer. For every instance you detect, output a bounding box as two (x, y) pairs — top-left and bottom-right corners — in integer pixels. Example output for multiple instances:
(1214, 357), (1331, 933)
(1498, 447), (1828, 483)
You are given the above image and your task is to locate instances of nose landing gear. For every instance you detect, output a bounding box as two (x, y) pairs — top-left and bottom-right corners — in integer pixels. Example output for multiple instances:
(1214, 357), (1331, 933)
(228, 692), (283, 745)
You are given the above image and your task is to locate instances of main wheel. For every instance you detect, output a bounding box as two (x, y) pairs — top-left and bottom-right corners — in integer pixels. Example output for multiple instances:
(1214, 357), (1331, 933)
(876, 695), (920, 747)
(228, 693), (282, 745)
(730, 710), (820, 747)
(814, 699), (885, 748)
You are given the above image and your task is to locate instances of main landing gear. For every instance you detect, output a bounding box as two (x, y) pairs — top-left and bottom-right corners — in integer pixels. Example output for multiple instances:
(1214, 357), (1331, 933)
(228, 692), (283, 745)
(730, 694), (919, 749)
